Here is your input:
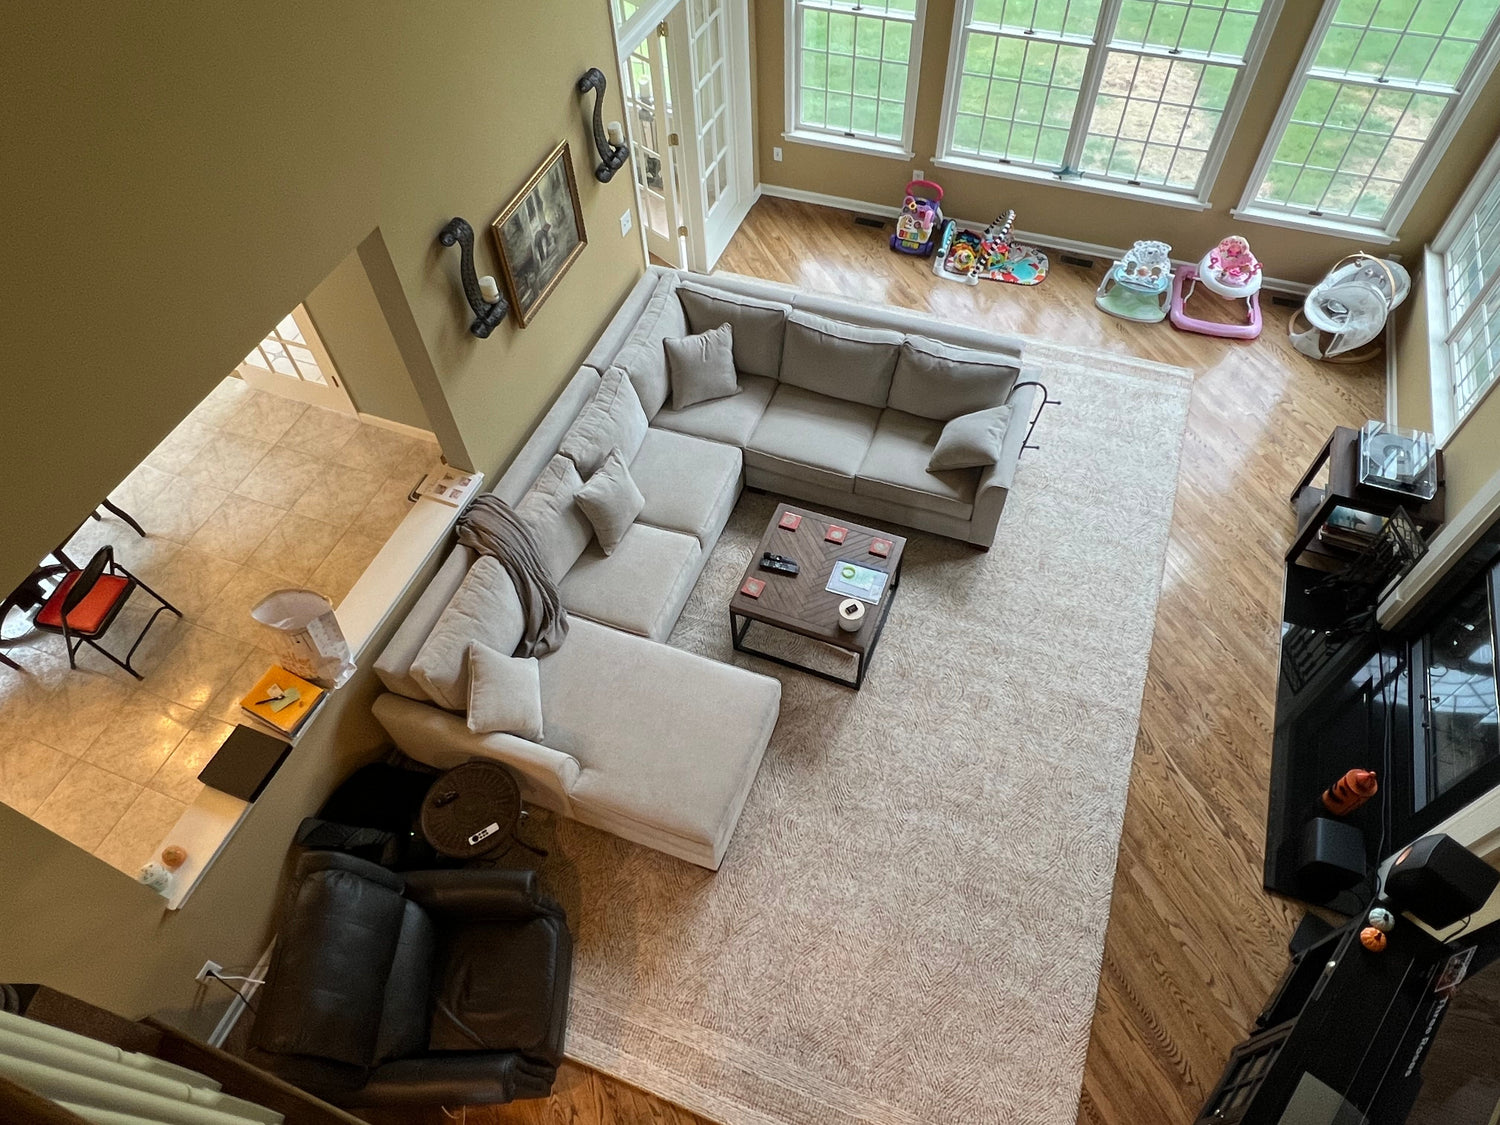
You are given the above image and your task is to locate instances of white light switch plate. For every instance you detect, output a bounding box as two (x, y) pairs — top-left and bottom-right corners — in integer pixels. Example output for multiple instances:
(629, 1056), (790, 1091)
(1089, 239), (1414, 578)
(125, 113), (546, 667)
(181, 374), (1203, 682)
(620, 209), (633, 236)
(773, 146), (783, 161)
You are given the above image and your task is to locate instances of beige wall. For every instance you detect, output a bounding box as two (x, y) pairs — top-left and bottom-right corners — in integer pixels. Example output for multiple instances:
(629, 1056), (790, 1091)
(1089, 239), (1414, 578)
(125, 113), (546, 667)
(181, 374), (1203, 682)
(1395, 273), (1500, 517)
(755, 0), (1500, 284)
(303, 247), (432, 432)
(2, 1), (644, 596)
(0, 1), (643, 1015)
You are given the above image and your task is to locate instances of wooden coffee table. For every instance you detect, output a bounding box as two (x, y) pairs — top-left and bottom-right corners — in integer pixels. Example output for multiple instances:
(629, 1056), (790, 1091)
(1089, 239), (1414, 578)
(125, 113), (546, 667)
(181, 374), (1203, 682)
(729, 503), (905, 690)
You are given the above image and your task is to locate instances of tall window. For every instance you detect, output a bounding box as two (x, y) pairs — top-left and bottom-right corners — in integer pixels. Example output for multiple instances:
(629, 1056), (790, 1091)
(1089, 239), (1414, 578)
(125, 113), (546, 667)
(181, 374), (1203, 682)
(1431, 141), (1500, 435)
(1240, 0), (1500, 239)
(935, 0), (1279, 203)
(785, 0), (927, 156)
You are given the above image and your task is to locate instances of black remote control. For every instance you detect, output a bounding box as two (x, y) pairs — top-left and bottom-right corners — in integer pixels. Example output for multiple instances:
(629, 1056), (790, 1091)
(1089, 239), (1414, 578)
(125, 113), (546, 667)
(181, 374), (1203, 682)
(759, 552), (800, 577)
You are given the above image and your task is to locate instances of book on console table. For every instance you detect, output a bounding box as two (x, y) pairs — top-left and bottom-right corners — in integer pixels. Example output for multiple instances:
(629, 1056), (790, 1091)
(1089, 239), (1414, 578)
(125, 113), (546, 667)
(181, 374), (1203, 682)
(239, 665), (326, 738)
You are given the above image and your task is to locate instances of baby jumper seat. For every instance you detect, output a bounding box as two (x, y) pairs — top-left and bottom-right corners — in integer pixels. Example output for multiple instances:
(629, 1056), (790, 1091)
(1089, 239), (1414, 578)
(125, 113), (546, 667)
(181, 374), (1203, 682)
(1170, 235), (1263, 340)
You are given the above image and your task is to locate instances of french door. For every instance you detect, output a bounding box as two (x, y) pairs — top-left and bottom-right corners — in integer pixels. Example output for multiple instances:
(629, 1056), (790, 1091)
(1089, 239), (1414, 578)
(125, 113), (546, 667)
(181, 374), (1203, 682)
(622, 24), (687, 267)
(615, 0), (752, 272)
(235, 305), (356, 414)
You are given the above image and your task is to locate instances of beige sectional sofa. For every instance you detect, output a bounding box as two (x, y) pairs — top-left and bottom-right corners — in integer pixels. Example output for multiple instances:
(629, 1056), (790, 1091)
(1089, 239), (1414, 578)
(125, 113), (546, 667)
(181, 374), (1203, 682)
(372, 268), (1038, 869)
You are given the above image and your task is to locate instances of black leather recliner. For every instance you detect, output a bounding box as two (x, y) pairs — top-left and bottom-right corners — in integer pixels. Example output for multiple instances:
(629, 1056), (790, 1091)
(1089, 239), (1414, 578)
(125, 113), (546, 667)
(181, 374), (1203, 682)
(247, 851), (571, 1107)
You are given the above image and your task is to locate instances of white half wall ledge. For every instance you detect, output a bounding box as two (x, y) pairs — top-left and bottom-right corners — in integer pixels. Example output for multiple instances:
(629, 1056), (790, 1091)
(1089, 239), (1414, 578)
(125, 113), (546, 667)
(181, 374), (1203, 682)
(152, 482), (478, 910)
(755, 182), (1316, 297)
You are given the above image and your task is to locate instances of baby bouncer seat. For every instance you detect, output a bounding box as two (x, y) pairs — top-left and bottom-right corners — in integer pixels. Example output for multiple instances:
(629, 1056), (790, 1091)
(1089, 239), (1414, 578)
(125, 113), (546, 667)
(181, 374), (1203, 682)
(1170, 235), (1263, 340)
(1290, 253), (1410, 363)
(1096, 240), (1173, 323)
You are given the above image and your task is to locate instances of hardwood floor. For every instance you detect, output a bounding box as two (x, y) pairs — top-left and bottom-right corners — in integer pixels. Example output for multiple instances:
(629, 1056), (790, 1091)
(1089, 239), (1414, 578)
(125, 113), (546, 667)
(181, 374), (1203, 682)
(367, 196), (1386, 1125)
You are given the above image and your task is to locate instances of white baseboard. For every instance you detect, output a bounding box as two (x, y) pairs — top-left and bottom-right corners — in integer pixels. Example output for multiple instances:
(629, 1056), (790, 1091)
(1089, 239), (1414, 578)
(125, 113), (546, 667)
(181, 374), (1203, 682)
(358, 412), (437, 441)
(756, 182), (1313, 297)
(207, 940), (275, 1048)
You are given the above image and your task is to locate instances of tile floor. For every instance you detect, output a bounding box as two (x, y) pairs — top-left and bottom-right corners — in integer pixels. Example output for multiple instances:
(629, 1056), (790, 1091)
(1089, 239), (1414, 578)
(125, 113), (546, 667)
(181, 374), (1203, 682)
(0, 376), (439, 878)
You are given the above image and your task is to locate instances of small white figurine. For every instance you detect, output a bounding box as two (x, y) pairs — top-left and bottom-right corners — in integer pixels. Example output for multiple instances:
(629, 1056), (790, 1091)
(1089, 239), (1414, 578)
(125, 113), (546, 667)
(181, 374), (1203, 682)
(138, 862), (173, 895)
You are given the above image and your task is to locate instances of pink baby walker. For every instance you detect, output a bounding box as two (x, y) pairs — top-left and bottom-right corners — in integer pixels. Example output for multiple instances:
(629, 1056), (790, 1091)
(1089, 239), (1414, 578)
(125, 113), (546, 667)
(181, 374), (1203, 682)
(1169, 235), (1263, 340)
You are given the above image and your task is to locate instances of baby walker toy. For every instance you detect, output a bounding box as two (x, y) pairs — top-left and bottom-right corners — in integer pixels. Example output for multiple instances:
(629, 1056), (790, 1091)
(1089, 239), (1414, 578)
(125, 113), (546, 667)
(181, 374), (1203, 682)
(1169, 235), (1263, 340)
(890, 180), (944, 257)
(931, 211), (1049, 286)
(1095, 240), (1172, 323)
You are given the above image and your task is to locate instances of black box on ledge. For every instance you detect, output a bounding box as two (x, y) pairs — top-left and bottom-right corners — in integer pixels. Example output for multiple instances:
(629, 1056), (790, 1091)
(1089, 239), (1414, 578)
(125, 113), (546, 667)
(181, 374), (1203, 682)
(198, 724), (292, 802)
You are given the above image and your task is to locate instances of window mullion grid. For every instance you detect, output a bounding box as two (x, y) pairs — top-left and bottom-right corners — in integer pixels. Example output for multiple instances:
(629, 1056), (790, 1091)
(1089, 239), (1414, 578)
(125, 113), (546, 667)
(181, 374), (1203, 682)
(1447, 267), (1500, 352)
(1061, 0), (1118, 173)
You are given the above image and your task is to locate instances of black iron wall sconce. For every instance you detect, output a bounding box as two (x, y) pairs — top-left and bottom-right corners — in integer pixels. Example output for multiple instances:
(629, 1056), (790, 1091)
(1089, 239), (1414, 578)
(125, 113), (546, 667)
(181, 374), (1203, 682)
(578, 68), (629, 183)
(438, 217), (508, 338)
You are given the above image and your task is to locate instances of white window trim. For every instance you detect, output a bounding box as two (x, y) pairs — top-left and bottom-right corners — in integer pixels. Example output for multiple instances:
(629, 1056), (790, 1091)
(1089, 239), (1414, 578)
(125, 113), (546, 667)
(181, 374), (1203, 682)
(783, 0), (927, 160)
(932, 0), (1283, 207)
(1426, 133), (1500, 445)
(1236, 0), (1500, 242)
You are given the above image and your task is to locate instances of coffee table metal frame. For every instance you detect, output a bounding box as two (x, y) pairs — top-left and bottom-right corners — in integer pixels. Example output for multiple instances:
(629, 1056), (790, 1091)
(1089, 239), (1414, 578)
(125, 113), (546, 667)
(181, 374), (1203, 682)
(729, 503), (905, 690)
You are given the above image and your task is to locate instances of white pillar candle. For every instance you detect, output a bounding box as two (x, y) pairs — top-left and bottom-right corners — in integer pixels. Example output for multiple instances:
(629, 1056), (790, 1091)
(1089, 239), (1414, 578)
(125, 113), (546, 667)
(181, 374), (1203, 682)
(607, 121), (625, 147)
(478, 275), (501, 303)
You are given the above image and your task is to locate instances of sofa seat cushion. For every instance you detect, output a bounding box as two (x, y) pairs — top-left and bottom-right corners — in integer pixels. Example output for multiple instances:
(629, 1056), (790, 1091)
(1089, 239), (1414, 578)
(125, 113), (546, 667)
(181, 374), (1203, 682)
(676, 282), (790, 378)
(778, 310), (902, 407)
(558, 523), (702, 642)
(536, 618), (781, 852)
(745, 384), (881, 493)
(651, 373), (776, 447)
(630, 427), (742, 546)
(609, 276), (691, 418)
(855, 409), (979, 521)
(429, 914), (563, 1053)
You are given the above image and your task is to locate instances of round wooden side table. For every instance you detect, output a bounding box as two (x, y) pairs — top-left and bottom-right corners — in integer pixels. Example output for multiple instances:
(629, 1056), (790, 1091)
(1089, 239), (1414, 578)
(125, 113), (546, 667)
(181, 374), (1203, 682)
(419, 760), (526, 862)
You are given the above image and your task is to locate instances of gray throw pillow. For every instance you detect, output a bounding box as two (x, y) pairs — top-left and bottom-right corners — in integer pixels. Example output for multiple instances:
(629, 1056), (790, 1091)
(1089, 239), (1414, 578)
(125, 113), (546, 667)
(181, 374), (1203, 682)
(928, 404), (1014, 472)
(575, 448), (645, 554)
(410, 557), (525, 711)
(664, 323), (740, 411)
(559, 368), (649, 477)
(465, 641), (544, 740)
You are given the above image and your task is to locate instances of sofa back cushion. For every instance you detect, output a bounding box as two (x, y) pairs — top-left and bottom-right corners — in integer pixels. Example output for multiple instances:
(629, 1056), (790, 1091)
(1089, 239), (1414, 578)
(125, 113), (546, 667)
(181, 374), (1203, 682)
(677, 282), (790, 379)
(410, 556), (526, 711)
(888, 335), (1021, 420)
(779, 310), (902, 408)
(558, 367), (649, 477)
(610, 276), (690, 417)
(515, 454), (594, 580)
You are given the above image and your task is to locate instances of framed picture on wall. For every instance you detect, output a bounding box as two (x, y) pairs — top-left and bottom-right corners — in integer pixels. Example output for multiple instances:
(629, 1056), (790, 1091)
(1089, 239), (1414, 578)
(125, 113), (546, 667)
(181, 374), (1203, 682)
(490, 141), (587, 327)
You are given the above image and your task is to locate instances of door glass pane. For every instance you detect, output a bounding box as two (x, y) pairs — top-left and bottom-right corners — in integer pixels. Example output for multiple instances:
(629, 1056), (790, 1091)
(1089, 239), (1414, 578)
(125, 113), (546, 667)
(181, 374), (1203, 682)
(1423, 578), (1500, 808)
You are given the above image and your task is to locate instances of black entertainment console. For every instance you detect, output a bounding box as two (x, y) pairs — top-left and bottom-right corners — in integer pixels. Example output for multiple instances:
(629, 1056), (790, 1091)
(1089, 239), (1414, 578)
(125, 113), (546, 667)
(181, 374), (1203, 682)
(1195, 915), (1500, 1123)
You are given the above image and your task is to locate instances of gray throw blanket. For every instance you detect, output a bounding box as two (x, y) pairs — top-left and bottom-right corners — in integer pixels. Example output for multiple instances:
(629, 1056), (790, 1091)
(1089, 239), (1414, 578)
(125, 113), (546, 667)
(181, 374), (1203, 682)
(456, 494), (568, 657)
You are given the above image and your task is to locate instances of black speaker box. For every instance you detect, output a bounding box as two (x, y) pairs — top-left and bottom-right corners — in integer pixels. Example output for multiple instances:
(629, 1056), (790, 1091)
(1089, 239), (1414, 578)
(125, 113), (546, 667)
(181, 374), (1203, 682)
(1294, 817), (1367, 902)
(1385, 834), (1500, 929)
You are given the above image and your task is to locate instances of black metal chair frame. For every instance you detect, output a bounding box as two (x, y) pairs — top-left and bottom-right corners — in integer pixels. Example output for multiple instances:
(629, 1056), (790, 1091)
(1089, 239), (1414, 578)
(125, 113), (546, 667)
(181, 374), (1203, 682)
(35, 546), (181, 679)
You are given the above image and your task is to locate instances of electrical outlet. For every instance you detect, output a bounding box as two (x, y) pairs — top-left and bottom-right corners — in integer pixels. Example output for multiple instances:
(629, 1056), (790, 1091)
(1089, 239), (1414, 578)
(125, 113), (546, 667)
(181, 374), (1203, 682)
(913, 169), (925, 180)
(619, 209), (633, 237)
(772, 146), (783, 161)
(196, 960), (222, 983)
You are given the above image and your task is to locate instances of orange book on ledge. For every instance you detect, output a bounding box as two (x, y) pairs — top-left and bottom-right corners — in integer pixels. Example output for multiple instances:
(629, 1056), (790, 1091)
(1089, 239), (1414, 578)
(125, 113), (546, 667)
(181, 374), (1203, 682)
(239, 665), (326, 737)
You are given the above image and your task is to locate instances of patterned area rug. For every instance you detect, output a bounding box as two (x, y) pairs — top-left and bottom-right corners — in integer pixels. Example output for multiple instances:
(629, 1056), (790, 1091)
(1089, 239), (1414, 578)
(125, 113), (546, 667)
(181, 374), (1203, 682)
(531, 342), (1193, 1125)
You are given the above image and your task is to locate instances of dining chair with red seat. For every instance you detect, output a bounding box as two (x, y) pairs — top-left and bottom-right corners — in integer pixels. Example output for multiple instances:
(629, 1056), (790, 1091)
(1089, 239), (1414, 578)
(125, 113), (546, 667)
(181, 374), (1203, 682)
(34, 546), (181, 679)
